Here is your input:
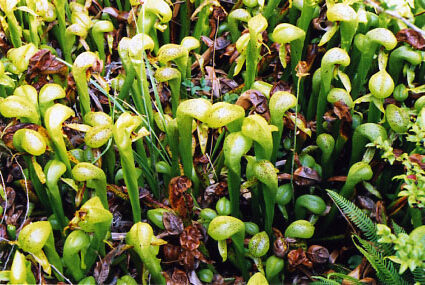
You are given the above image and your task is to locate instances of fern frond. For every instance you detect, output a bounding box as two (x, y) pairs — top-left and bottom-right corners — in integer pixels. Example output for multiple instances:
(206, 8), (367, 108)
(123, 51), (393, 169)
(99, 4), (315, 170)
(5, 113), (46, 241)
(392, 221), (406, 235)
(413, 268), (425, 284)
(310, 276), (341, 285)
(326, 190), (378, 242)
(327, 273), (364, 284)
(352, 235), (409, 285)
(311, 273), (364, 285)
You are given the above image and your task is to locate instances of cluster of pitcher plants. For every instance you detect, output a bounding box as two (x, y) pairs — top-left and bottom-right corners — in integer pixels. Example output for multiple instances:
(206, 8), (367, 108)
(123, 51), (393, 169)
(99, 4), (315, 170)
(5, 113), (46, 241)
(1, 0), (425, 283)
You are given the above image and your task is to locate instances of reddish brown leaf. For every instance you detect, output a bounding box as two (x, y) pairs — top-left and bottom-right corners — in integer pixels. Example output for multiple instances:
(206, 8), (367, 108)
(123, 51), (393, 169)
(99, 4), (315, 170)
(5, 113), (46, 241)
(2, 123), (48, 150)
(345, 257), (370, 284)
(180, 225), (203, 251)
(178, 248), (211, 270)
(102, 7), (129, 22)
(323, 110), (337, 124)
(270, 81), (292, 96)
(284, 112), (310, 137)
(273, 237), (289, 258)
(305, 44), (320, 71)
(167, 269), (189, 285)
(409, 153), (425, 169)
(313, 7), (332, 32)
(27, 49), (67, 82)
(212, 6), (227, 21)
(178, 249), (196, 270)
(140, 188), (172, 210)
(287, 248), (313, 271)
(374, 201), (387, 225)
(388, 196), (407, 216)
(168, 176), (193, 219)
(295, 61), (311, 78)
(358, 277), (377, 285)
(222, 43), (236, 57)
(94, 244), (132, 284)
(212, 274), (225, 285)
(327, 176), (347, 182)
(0, 30), (11, 54)
(329, 250), (339, 264)
(307, 245), (329, 264)
(293, 166), (321, 186)
(219, 78), (239, 93)
(202, 181), (227, 206)
(396, 29), (425, 50)
(277, 173), (292, 180)
(205, 66), (220, 98)
(333, 101), (352, 122)
(236, 89), (270, 119)
(339, 120), (352, 142)
(188, 270), (203, 285)
(357, 196), (375, 212)
(3, 187), (15, 211)
(163, 212), (184, 235)
(163, 244), (181, 262)
(6, 207), (23, 227)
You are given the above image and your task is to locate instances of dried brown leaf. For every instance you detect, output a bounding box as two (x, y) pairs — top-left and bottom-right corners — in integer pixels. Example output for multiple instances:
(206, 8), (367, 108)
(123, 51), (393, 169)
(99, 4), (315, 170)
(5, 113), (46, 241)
(409, 153), (425, 169)
(163, 212), (184, 235)
(357, 196), (375, 211)
(167, 269), (189, 285)
(206, 66), (220, 98)
(270, 81), (292, 96)
(236, 89), (269, 119)
(212, 274), (225, 285)
(2, 123), (48, 150)
(94, 244), (132, 284)
(287, 248), (313, 270)
(102, 7), (129, 21)
(307, 245), (329, 264)
(163, 244), (180, 262)
(388, 196), (407, 216)
(0, 30), (11, 54)
(273, 237), (289, 258)
(27, 49), (67, 83)
(327, 176), (347, 182)
(180, 225), (203, 251)
(168, 176), (193, 218)
(333, 101), (352, 122)
(202, 181), (227, 206)
(212, 6), (227, 21)
(374, 201), (387, 225)
(188, 270), (203, 285)
(178, 248), (211, 270)
(313, 6), (332, 32)
(396, 29), (425, 50)
(293, 166), (321, 186)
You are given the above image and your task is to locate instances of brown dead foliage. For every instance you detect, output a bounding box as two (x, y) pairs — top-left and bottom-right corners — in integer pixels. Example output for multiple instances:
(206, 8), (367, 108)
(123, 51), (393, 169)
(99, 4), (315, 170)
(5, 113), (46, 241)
(202, 181), (227, 207)
(168, 176), (194, 219)
(162, 212), (184, 236)
(180, 224), (203, 251)
(2, 123), (49, 150)
(270, 81), (292, 96)
(166, 268), (189, 285)
(102, 7), (129, 22)
(396, 29), (425, 50)
(94, 244), (132, 284)
(26, 49), (68, 89)
(307, 245), (329, 264)
(287, 248), (313, 271)
(293, 166), (321, 186)
(236, 89), (270, 119)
